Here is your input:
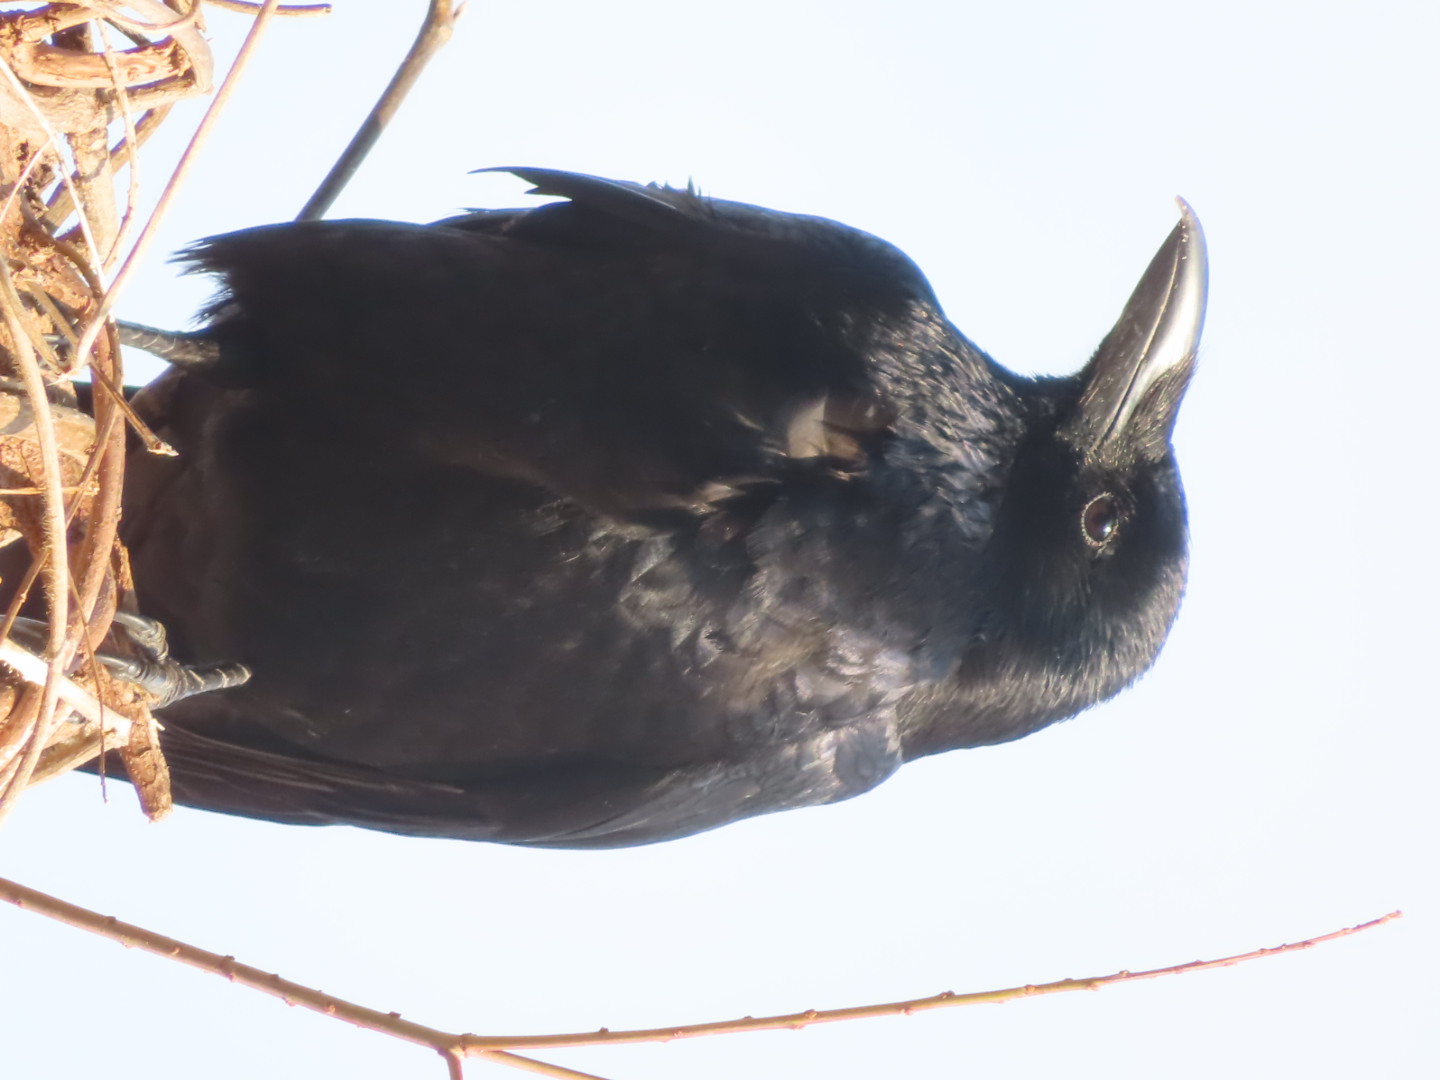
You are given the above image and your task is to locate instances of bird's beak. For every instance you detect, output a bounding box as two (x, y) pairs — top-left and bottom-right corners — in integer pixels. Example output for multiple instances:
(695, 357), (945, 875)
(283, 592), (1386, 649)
(1063, 200), (1208, 462)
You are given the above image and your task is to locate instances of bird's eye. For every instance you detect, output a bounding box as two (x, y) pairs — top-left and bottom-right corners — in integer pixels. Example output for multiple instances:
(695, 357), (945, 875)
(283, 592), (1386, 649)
(1081, 494), (1121, 548)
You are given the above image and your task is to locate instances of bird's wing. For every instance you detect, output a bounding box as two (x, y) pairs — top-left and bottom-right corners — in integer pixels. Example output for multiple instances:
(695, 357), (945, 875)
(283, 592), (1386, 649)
(176, 168), (939, 518)
(150, 706), (903, 848)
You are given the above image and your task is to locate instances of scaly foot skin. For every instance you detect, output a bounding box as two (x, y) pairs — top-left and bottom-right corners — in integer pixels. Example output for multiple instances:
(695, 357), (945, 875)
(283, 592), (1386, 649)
(5, 611), (251, 709)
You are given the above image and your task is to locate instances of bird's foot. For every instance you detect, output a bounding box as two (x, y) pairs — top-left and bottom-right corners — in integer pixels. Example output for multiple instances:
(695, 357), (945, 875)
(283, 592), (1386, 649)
(4, 611), (251, 709)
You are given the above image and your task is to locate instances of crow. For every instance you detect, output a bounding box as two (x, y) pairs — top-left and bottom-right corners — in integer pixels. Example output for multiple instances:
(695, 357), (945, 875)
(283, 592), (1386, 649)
(108, 168), (1205, 848)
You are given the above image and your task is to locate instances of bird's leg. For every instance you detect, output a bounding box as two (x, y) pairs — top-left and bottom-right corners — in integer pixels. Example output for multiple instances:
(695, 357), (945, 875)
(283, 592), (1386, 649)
(115, 321), (221, 371)
(3, 612), (251, 709)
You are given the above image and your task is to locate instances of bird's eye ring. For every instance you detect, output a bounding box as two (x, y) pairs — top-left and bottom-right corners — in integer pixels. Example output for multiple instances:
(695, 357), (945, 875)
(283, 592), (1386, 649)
(1081, 494), (1121, 548)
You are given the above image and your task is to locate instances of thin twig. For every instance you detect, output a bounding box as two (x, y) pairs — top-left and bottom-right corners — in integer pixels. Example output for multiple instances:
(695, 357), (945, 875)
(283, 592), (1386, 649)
(0, 873), (1401, 1078)
(295, 0), (460, 221)
(95, 20), (142, 272)
(465, 913), (1405, 1051)
(84, 355), (171, 453)
(75, 0), (206, 38)
(205, 0), (332, 15)
(70, 0), (288, 373)
(475, 1052), (614, 1080)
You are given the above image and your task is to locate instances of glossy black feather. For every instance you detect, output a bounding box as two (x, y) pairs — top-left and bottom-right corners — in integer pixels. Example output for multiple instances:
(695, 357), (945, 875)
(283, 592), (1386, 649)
(112, 170), (1199, 847)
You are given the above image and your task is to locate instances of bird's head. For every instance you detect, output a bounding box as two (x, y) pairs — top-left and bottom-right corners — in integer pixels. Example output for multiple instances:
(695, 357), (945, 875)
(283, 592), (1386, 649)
(947, 204), (1207, 744)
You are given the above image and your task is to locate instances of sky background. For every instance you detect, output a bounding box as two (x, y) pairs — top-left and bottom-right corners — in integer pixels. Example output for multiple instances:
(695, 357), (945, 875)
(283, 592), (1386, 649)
(2, 2), (1437, 1078)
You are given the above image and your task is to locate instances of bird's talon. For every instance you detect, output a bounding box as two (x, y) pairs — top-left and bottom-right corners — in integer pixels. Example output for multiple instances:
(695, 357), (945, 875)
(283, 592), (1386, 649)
(108, 610), (172, 660)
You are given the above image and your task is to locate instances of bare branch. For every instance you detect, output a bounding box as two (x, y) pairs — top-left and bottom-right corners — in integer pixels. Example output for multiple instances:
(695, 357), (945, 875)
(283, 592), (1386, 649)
(296, 0), (460, 221)
(0, 874), (1401, 1077)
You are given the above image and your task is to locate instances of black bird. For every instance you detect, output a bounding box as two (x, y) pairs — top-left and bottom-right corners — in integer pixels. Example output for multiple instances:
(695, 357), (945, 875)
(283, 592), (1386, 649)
(110, 169), (1206, 848)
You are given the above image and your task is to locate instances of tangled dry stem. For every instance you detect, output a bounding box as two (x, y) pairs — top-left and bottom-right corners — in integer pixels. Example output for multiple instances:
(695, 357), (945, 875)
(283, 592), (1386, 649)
(0, 0), (462, 827)
(0, 1), (312, 826)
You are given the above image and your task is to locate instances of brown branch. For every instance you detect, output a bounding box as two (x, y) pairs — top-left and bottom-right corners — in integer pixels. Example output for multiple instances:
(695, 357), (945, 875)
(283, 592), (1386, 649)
(45, 107), (171, 230)
(0, 873), (1401, 1079)
(295, 0), (460, 221)
(0, 264), (73, 825)
(0, 58), (109, 271)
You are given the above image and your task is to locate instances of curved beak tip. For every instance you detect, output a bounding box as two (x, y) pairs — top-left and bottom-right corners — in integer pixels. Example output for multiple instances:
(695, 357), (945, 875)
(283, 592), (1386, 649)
(1172, 197), (1208, 288)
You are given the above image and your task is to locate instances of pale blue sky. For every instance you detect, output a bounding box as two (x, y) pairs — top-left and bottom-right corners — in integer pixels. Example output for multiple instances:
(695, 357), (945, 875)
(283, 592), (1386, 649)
(3, 3), (1436, 1078)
